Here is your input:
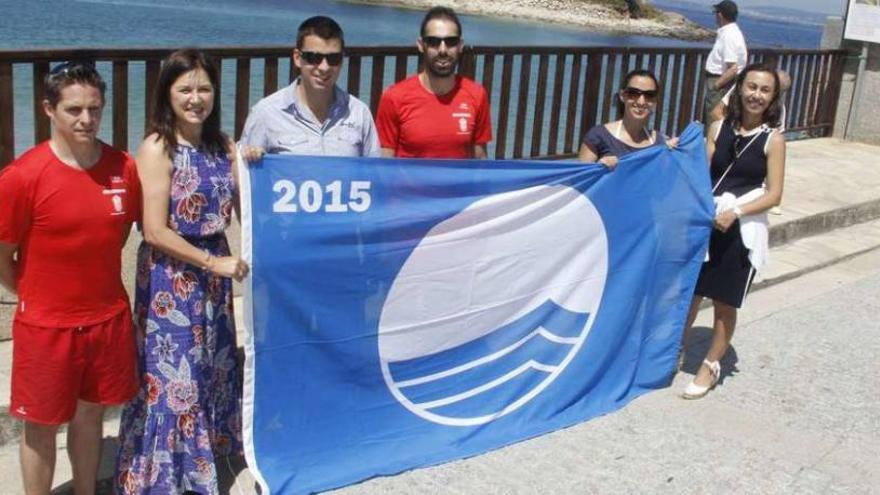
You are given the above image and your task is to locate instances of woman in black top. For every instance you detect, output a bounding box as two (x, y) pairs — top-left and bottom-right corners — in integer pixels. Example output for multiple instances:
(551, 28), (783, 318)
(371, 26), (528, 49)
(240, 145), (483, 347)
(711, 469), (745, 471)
(681, 64), (786, 399)
(578, 69), (666, 168)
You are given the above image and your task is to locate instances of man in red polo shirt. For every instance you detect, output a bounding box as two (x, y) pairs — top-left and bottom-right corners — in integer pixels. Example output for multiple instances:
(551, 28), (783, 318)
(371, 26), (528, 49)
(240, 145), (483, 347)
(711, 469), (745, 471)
(0, 61), (139, 494)
(376, 6), (493, 159)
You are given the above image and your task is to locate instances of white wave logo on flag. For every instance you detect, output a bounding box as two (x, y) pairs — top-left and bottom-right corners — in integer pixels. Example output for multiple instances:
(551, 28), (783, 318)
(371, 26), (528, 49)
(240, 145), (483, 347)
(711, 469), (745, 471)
(378, 185), (608, 426)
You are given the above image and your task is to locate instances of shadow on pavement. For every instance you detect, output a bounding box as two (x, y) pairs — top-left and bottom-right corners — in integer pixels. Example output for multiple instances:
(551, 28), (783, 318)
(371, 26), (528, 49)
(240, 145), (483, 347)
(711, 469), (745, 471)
(52, 437), (118, 494)
(51, 439), (253, 495)
(682, 325), (740, 385)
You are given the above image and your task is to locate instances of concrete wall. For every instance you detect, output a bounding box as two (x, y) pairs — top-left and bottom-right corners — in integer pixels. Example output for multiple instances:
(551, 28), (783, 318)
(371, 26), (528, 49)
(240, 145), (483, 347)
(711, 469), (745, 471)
(824, 17), (880, 146)
(0, 295), (11, 340)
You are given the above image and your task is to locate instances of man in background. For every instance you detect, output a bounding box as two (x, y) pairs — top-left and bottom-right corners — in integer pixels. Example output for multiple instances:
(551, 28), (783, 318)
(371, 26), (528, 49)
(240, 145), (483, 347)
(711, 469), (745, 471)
(702, 0), (748, 130)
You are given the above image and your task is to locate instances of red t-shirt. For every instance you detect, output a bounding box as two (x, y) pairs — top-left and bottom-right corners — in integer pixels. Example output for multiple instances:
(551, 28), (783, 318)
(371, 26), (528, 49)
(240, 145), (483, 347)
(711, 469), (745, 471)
(0, 141), (140, 327)
(376, 75), (492, 159)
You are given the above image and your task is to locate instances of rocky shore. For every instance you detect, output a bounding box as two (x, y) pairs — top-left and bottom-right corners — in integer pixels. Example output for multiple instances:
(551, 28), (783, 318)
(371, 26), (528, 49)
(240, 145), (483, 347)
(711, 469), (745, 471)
(341, 0), (714, 41)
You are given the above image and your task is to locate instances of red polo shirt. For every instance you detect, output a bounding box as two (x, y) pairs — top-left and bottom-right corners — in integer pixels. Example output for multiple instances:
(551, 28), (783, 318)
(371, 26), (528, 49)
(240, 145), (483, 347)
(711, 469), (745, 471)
(376, 75), (492, 158)
(0, 141), (140, 327)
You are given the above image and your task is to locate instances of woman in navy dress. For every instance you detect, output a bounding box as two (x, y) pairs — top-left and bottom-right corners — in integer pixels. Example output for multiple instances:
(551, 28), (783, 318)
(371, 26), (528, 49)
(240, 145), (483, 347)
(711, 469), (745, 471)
(116, 49), (249, 494)
(681, 64), (786, 399)
(578, 69), (667, 168)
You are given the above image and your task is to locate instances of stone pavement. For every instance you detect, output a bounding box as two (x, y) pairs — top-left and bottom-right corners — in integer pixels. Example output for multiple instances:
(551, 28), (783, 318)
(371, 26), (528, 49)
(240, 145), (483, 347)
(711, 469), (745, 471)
(328, 250), (880, 494)
(0, 136), (879, 493)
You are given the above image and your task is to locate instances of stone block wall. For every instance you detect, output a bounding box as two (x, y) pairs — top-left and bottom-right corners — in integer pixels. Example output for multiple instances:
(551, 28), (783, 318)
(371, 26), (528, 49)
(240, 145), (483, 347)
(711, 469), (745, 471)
(824, 17), (880, 146)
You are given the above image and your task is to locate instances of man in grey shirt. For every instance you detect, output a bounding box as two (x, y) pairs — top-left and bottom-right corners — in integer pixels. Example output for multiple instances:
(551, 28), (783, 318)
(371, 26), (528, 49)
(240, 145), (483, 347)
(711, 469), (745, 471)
(240, 16), (380, 157)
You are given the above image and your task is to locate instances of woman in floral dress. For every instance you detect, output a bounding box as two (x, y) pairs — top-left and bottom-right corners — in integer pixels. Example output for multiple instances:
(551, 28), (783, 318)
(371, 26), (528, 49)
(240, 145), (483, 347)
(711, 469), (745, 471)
(116, 49), (249, 494)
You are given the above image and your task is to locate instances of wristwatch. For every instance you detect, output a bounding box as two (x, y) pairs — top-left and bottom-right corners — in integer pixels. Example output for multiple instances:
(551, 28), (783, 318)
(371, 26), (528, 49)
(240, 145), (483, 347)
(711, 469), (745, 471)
(732, 206), (743, 218)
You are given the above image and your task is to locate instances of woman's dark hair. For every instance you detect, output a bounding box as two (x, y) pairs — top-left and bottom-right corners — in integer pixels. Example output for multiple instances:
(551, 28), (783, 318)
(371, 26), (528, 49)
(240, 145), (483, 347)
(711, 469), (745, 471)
(616, 69), (660, 117)
(149, 49), (226, 158)
(725, 63), (782, 129)
(44, 61), (106, 108)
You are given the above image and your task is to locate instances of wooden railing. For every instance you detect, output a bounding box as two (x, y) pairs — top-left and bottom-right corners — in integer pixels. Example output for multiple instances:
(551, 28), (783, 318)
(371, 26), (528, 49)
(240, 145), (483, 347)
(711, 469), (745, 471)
(0, 45), (847, 166)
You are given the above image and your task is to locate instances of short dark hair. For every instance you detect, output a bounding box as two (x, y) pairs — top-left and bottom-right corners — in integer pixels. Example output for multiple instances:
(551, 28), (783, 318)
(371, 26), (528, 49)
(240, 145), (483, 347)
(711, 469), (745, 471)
(617, 69), (660, 116)
(44, 61), (106, 108)
(420, 6), (462, 38)
(149, 49), (226, 158)
(725, 63), (782, 129)
(297, 16), (345, 50)
(713, 0), (738, 22)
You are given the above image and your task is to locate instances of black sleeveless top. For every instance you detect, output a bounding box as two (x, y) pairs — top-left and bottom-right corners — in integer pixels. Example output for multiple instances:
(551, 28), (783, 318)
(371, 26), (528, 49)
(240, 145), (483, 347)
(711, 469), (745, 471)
(710, 120), (772, 197)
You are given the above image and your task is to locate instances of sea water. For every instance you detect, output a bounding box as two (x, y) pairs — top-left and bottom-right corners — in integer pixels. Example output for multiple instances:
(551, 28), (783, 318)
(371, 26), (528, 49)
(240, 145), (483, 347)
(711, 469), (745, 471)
(1, 0), (824, 155)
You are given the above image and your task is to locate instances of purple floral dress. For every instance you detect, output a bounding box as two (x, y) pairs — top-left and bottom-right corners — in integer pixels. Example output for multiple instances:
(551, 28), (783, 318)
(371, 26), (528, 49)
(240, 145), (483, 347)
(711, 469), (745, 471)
(116, 145), (241, 495)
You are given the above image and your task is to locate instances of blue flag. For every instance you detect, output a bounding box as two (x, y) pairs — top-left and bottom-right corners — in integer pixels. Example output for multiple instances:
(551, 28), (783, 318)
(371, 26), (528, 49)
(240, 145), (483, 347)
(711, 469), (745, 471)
(240, 123), (713, 494)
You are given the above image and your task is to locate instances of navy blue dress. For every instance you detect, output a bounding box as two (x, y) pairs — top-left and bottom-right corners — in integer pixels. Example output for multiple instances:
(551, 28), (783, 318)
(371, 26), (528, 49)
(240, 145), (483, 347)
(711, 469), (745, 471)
(694, 120), (773, 308)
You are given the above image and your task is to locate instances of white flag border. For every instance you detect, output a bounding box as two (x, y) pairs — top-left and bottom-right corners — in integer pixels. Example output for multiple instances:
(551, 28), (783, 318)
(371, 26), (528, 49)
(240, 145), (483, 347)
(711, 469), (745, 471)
(237, 146), (271, 494)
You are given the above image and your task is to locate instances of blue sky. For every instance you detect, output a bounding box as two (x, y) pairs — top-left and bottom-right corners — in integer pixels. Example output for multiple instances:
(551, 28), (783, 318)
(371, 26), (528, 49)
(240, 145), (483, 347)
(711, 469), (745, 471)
(684, 0), (847, 16)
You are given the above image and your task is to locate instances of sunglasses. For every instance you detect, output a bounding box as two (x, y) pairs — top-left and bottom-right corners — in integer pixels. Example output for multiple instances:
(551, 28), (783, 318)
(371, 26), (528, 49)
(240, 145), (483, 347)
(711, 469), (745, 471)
(299, 51), (344, 67)
(49, 60), (98, 78)
(621, 87), (658, 100)
(422, 36), (461, 48)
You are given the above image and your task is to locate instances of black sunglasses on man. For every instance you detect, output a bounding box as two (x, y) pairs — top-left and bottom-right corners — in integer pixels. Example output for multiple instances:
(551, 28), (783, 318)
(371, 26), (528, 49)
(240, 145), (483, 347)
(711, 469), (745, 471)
(422, 36), (460, 48)
(298, 51), (344, 67)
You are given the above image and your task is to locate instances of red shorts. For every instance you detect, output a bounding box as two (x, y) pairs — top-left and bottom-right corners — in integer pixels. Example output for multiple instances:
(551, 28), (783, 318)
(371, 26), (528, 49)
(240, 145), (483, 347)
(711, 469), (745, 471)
(10, 307), (138, 425)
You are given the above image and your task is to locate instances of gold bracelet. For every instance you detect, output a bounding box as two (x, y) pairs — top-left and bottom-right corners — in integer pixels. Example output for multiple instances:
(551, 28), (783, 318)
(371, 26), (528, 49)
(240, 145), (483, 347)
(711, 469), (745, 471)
(202, 250), (213, 270)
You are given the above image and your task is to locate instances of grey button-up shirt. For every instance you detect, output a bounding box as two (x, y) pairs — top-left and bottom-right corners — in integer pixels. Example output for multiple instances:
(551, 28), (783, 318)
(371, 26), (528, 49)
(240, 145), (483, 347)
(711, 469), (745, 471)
(240, 80), (381, 157)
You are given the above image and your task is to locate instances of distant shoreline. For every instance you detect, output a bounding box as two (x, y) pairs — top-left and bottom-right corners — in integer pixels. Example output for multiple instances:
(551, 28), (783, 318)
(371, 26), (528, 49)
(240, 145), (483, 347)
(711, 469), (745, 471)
(338, 0), (714, 41)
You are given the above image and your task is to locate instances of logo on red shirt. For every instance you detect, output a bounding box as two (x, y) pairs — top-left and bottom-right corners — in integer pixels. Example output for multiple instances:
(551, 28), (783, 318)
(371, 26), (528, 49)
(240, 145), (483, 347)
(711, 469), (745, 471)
(451, 112), (472, 135)
(105, 176), (128, 216)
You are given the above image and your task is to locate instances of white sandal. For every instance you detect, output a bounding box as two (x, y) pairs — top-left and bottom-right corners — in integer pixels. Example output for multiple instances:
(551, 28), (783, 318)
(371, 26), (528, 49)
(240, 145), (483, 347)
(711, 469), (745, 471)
(682, 359), (720, 400)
